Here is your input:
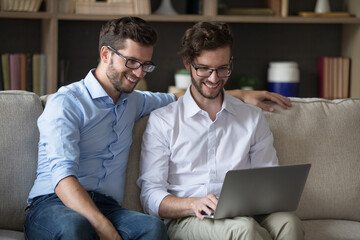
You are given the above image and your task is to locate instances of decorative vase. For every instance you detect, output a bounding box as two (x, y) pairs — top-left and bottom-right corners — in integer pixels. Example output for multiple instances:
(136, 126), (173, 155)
(315, 0), (331, 13)
(154, 0), (178, 15)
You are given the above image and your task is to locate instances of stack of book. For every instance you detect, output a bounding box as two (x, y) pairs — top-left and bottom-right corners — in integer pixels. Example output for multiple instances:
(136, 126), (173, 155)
(0, 53), (46, 96)
(223, 0), (288, 17)
(74, 0), (150, 15)
(0, 0), (43, 12)
(317, 56), (351, 99)
(58, 0), (76, 13)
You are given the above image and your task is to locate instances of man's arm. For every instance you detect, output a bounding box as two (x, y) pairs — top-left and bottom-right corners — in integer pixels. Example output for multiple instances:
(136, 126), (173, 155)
(55, 176), (122, 240)
(173, 89), (291, 112)
(226, 89), (292, 112)
(249, 112), (278, 168)
(159, 194), (218, 220)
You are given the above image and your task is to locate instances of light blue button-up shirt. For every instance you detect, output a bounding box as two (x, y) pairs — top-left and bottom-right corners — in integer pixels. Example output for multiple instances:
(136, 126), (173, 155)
(27, 69), (175, 205)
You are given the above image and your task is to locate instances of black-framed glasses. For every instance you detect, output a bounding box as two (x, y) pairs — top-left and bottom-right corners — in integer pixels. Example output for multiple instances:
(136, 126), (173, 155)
(107, 46), (156, 73)
(191, 61), (233, 78)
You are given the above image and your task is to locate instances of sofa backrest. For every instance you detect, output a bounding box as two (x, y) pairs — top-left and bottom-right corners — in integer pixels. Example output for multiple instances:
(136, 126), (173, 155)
(124, 98), (360, 222)
(0, 91), (42, 231)
(123, 116), (148, 213)
(263, 98), (360, 221)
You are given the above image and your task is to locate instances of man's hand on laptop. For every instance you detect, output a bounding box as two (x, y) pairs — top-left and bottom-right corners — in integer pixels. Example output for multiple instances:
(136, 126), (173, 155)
(190, 194), (218, 220)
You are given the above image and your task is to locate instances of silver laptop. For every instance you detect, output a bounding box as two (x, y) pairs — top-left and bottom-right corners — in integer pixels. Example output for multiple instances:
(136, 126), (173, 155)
(201, 163), (311, 219)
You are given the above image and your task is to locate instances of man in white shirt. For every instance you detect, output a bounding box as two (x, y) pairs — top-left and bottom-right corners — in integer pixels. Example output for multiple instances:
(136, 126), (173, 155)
(137, 21), (304, 240)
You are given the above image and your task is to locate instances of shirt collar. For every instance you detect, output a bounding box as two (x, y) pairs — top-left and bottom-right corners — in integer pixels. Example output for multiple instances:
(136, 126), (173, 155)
(222, 93), (240, 116)
(84, 69), (130, 104)
(183, 87), (201, 118)
(183, 86), (237, 119)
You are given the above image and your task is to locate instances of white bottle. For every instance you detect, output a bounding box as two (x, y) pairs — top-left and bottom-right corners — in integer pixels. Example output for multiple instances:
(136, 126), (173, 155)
(268, 62), (300, 97)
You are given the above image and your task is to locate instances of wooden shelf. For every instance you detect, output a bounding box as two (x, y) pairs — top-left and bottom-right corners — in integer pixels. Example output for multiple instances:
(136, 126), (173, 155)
(0, 11), (52, 19)
(58, 13), (208, 22)
(4, 11), (358, 24)
(57, 13), (360, 24)
(216, 15), (360, 24)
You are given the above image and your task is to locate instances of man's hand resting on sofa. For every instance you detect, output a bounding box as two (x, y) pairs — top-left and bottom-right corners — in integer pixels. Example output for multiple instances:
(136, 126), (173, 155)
(226, 89), (292, 112)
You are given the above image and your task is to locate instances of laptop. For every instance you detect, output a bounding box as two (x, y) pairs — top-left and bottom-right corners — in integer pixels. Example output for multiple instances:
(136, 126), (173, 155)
(201, 163), (311, 219)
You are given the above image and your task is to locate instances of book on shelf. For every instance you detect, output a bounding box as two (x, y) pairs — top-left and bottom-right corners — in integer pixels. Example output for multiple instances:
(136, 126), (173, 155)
(9, 53), (21, 90)
(1, 54), (10, 90)
(133, 0), (150, 15)
(75, 0), (135, 15)
(32, 54), (41, 96)
(265, 0), (281, 17)
(0, 0), (43, 12)
(298, 12), (351, 18)
(0, 52), (45, 93)
(26, 54), (33, 92)
(318, 56), (351, 99)
(75, 0), (150, 15)
(281, 0), (288, 17)
(20, 54), (26, 90)
(223, 0), (287, 17)
(58, 0), (76, 14)
(225, 8), (274, 16)
(40, 54), (46, 96)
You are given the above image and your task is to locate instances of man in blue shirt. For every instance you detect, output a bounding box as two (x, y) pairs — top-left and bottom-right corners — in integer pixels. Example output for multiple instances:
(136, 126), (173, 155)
(24, 17), (291, 240)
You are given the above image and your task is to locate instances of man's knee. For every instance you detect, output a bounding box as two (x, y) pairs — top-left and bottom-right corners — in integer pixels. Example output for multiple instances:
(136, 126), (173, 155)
(272, 212), (303, 230)
(229, 218), (270, 239)
(231, 218), (257, 234)
(25, 211), (98, 240)
(141, 215), (167, 239)
(59, 214), (98, 239)
(263, 212), (304, 240)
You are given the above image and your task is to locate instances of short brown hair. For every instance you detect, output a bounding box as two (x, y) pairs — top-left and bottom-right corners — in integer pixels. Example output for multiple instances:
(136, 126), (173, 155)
(179, 21), (233, 64)
(98, 17), (157, 53)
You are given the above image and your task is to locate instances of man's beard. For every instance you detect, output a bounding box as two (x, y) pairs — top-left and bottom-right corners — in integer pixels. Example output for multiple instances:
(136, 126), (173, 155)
(190, 72), (224, 100)
(106, 59), (137, 94)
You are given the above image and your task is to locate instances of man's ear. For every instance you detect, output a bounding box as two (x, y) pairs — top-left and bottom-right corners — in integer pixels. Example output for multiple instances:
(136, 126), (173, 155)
(100, 46), (111, 64)
(183, 58), (191, 71)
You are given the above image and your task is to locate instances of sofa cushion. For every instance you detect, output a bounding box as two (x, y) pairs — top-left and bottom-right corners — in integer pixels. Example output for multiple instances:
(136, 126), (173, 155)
(0, 229), (24, 240)
(264, 98), (360, 221)
(0, 91), (42, 232)
(303, 219), (360, 240)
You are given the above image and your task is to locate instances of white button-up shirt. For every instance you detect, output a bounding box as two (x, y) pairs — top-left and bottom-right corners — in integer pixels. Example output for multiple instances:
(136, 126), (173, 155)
(137, 88), (278, 218)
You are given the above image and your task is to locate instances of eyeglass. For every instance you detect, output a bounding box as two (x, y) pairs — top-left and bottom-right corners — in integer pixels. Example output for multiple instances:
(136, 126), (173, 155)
(107, 46), (156, 73)
(191, 62), (233, 78)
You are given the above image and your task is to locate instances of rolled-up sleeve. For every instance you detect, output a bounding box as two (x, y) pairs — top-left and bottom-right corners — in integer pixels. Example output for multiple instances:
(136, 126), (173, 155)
(38, 93), (82, 190)
(136, 112), (171, 217)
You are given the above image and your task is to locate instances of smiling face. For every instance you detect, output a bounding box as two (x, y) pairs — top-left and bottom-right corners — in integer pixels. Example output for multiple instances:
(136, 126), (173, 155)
(189, 46), (232, 101)
(105, 38), (154, 93)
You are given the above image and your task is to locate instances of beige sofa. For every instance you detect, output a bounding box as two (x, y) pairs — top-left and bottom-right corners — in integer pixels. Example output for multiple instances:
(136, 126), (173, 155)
(1, 90), (359, 240)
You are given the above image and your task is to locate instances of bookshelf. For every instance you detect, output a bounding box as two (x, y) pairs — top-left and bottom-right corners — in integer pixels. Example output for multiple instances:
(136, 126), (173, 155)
(1, 0), (360, 98)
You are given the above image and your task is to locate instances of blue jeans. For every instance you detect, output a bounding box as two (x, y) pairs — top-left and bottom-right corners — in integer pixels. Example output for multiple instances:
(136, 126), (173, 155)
(24, 191), (168, 240)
